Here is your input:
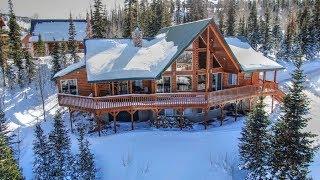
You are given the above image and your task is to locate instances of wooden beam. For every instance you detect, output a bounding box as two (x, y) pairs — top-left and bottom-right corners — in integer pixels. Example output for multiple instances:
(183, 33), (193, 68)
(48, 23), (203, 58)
(274, 70), (277, 83)
(94, 83), (98, 97)
(271, 95), (274, 113)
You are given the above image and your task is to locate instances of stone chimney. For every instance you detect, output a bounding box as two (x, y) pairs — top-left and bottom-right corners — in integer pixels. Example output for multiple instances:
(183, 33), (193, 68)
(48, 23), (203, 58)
(132, 27), (143, 47)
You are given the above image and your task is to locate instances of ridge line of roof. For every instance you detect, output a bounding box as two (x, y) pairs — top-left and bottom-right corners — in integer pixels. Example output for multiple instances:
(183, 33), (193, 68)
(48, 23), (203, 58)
(160, 18), (213, 30)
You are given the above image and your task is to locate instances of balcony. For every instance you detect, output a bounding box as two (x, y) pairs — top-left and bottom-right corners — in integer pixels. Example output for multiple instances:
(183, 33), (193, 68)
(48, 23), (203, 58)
(58, 82), (284, 113)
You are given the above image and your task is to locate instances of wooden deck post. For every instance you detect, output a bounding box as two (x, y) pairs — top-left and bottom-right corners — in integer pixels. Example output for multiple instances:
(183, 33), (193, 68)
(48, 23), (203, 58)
(204, 108), (209, 130)
(110, 112), (118, 133)
(69, 108), (74, 133)
(178, 109), (183, 130)
(130, 111), (135, 130)
(94, 83), (98, 97)
(271, 95), (274, 113)
(219, 104), (225, 126)
(274, 70), (277, 83)
(234, 101), (238, 121)
(94, 111), (101, 137)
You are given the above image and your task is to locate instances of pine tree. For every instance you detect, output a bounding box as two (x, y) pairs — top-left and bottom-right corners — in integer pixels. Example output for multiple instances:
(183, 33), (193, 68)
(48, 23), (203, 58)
(247, 1), (259, 49)
(0, 34), (9, 87)
(225, 0), (237, 36)
(271, 11), (282, 51)
(51, 41), (61, 76)
(0, 134), (23, 180)
(297, 3), (314, 60)
(145, 0), (163, 37)
(218, 10), (225, 35)
(23, 50), (35, 84)
(35, 35), (46, 57)
(68, 13), (79, 63)
(123, 0), (138, 38)
(162, 0), (172, 27)
(175, 0), (182, 24)
(33, 123), (50, 180)
(270, 58), (317, 179)
(314, 0), (320, 52)
(261, 5), (272, 56)
(0, 106), (10, 139)
(278, 14), (297, 61)
(60, 41), (68, 68)
(239, 96), (271, 179)
(8, 0), (23, 86)
(86, 12), (93, 38)
(237, 15), (246, 37)
(92, 0), (106, 38)
(75, 126), (96, 180)
(48, 111), (75, 179)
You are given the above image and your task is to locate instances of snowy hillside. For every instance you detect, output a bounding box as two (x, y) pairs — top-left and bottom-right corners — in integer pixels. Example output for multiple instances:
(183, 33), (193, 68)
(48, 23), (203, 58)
(2, 57), (320, 180)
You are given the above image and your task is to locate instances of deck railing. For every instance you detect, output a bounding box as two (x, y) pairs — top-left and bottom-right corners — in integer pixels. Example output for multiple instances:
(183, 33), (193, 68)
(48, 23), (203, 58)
(58, 83), (284, 111)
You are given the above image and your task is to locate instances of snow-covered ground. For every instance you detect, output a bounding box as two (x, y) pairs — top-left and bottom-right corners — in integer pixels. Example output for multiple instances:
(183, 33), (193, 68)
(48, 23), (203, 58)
(2, 58), (320, 180)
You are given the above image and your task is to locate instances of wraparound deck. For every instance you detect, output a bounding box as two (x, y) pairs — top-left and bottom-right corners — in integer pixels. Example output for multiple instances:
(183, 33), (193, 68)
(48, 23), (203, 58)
(58, 82), (284, 113)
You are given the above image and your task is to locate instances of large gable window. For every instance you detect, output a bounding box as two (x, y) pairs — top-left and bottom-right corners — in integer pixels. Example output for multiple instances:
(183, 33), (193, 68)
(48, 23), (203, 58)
(60, 79), (78, 95)
(176, 51), (192, 71)
(177, 76), (192, 91)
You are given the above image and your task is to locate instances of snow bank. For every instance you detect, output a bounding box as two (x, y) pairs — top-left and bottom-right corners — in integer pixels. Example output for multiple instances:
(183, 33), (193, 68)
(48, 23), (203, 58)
(85, 34), (178, 82)
(225, 37), (283, 72)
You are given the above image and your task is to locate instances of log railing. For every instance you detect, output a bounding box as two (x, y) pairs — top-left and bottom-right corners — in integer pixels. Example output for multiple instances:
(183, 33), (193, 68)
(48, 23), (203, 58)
(58, 83), (284, 111)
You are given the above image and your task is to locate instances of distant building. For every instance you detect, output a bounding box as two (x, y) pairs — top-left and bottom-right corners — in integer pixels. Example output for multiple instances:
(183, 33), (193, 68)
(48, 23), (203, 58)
(28, 19), (88, 56)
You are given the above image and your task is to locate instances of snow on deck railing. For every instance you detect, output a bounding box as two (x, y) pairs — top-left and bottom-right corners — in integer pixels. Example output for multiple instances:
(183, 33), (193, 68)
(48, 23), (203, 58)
(57, 83), (282, 111)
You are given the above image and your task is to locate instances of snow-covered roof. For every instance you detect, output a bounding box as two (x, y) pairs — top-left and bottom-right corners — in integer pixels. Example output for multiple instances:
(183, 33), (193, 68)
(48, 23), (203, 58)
(53, 59), (85, 79)
(225, 37), (284, 72)
(85, 18), (212, 82)
(30, 19), (86, 42)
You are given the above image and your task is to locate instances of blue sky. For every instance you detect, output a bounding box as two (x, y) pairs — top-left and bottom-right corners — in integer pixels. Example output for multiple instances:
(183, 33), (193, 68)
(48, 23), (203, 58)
(0, 0), (124, 18)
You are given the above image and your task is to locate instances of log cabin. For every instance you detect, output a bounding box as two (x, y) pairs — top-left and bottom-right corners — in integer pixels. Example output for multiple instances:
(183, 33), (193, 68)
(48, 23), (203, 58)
(53, 18), (285, 134)
(28, 19), (88, 56)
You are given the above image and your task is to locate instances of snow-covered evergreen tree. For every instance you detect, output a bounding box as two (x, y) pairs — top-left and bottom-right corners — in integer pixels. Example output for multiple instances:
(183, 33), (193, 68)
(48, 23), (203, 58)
(75, 126), (97, 180)
(162, 0), (172, 27)
(92, 0), (106, 38)
(218, 10), (225, 35)
(314, 0), (320, 53)
(278, 14), (297, 61)
(35, 35), (46, 57)
(51, 41), (61, 77)
(261, 5), (272, 56)
(32, 123), (50, 180)
(48, 111), (75, 179)
(237, 15), (246, 37)
(68, 13), (79, 63)
(246, 1), (259, 49)
(0, 106), (10, 140)
(0, 34), (9, 87)
(270, 57), (317, 179)
(23, 50), (35, 84)
(225, 0), (237, 36)
(123, 0), (138, 38)
(239, 96), (271, 179)
(8, 0), (23, 86)
(0, 134), (23, 180)
(271, 10), (282, 52)
(175, 0), (182, 24)
(60, 41), (68, 68)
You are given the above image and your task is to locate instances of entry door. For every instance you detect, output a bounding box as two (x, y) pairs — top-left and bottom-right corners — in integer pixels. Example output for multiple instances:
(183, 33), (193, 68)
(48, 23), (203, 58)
(212, 73), (222, 91)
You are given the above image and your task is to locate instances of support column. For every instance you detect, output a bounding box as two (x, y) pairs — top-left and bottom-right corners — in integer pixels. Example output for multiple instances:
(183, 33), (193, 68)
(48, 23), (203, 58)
(234, 101), (238, 121)
(130, 110), (135, 130)
(248, 98), (252, 111)
(271, 96), (274, 113)
(94, 83), (98, 97)
(204, 108), (209, 130)
(177, 109), (184, 130)
(274, 70), (277, 83)
(69, 108), (74, 133)
(111, 112), (118, 133)
(94, 111), (102, 137)
(219, 104), (225, 126)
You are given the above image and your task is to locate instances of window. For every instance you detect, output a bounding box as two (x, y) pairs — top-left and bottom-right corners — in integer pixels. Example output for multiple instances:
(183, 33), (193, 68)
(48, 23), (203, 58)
(228, 74), (238, 85)
(177, 76), (192, 91)
(132, 80), (144, 94)
(119, 81), (129, 94)
(60, 79), (78, 95)
(197, 74), (206, 91)
(157, 77), (171, 93)
(244, 72), (252, 80)
(198, 52), (207, 69)
(176, 51), (192, 71)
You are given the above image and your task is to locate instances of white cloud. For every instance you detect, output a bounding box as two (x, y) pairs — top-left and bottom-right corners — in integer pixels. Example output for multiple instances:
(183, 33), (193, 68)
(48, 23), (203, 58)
(0, 0), (124, 18)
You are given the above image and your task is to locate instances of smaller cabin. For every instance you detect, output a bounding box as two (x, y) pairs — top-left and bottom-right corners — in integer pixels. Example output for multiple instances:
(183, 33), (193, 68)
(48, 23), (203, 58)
(29, 19), (87, 56)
